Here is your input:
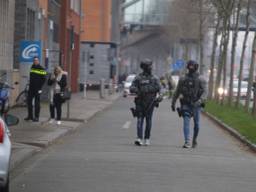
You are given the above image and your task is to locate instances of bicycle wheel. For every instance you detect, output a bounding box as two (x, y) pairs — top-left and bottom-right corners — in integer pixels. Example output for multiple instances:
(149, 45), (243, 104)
(15, 91), (27, 107)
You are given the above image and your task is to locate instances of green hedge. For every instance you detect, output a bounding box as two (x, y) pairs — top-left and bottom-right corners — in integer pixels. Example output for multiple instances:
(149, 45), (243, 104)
(205, 100), (256, 144)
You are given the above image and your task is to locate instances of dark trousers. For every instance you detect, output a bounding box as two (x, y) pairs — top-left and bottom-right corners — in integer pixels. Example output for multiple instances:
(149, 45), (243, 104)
(50, 94), (63, 120)
(136, 107), (154, 139)
(27, 91), (40, 119)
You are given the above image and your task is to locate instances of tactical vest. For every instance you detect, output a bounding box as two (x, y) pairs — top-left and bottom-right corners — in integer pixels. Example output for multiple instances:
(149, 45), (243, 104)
(138, 75), (158, 94)
(180, 75), (201, 104)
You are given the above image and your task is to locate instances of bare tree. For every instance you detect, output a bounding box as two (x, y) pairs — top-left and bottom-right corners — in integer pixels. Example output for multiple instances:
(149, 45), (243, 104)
(168, 0), (200, 53)
(222, 17), (232, 105)
(167, 0), (213, 69)
(236, 0), (252, 107)
(245, 31), (256, 111)
(199, 0), (205, 74)
(228, 0), (242, 105)
(214, 30), (225, 101)
(213, 0), (235, 102)
(208, 13), (221, 99)
(192, 0), (215, 74)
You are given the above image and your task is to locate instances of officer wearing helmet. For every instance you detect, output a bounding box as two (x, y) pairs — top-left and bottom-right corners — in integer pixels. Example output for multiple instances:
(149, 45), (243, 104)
(130, 59), (161, 146)
(171, 60), (207, 148)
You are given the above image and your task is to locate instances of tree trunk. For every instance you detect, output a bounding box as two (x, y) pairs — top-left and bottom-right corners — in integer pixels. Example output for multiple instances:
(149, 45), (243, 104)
(214, 30), (225, 101)
(208, 15), (221, 100)
(199, 0), (205, 75)
(221, 18), (231, 105)
(236, 0), (251, 107)
(245, 32), (256, 112)
(214, 0), (234, 102)
(228, 0), (241, 106)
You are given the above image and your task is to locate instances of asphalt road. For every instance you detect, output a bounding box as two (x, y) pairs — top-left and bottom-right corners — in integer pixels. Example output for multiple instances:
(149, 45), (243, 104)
(10, 97), (256, 192)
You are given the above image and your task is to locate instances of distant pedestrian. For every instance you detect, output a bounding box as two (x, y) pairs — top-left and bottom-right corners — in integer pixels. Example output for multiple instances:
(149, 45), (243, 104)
(47, 66), (67, 125)
(171, 60), (207, 148)
(130, 59), (161, 146)
(165, 71), (174, 99)
(24, 57), (47, 122)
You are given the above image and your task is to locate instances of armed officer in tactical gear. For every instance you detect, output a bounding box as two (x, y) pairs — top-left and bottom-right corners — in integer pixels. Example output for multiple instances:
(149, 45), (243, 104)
(24, 57), (47, 122)
(171, 60), (207, 148)
(130, 59), (161, 146)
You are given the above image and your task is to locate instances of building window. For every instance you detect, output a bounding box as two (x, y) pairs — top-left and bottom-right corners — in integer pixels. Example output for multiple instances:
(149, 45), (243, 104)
(90, 43), (94, 48)
(70, 0), (81, 14)
(89, 63), (94, 67)
(26, 8), (35, 40)
(82, 51), (86, 62)
(90, 55), (94, 59)
(53, 23), (59, 43)
(0, 0), (10, 57)
(89, 70), (94, 74)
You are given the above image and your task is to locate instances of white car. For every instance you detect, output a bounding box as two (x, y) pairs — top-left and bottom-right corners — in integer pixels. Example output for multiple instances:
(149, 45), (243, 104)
(233, 80), (253, 99)
(217, 80), (253, 99)
(0, 115), (19, 192)
(123, 74), (136, 97)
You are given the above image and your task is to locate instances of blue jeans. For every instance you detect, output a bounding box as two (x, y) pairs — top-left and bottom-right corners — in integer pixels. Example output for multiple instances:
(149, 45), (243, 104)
(182, 105), (201, 143)
(136, 107), (154, 139)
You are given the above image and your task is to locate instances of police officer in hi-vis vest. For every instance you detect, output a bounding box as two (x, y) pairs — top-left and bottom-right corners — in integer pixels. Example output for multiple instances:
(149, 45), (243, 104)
(24, 57), (47, 122)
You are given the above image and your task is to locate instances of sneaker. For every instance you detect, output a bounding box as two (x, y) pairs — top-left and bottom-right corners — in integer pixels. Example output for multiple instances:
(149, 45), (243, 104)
(192, 140), (198, 148)
(24, 117), (33, 121)
(32, 118), (39, 122)
(48, 119), (55, 124)
(57, 121), (61, 125)
(183, 142), (191, 148)
(144, 139), (150, 146)
(134, 138), (143, 146)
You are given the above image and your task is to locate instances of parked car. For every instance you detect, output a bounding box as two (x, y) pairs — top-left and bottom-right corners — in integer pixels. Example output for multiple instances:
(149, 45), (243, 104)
(123, 74), (136, 97)
(217, 80), (253, 99)
(232, 80), (252, 99)
(0, 115), (19, 192)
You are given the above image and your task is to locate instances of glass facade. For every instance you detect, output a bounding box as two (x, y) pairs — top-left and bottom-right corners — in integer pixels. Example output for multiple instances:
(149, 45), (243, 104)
(124, 0), (171, 25)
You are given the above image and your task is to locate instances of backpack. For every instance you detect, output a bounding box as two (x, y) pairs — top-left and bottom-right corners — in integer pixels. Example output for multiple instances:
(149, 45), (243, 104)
(180, 75), (201, 105)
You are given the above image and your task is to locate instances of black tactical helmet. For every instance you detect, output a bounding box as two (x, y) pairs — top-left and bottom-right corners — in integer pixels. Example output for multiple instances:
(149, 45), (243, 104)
(186, 60), (199, 73)
(140, 58), (152, 70)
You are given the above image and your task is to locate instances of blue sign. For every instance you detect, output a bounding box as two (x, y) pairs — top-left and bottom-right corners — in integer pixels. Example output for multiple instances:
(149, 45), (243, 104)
(172, 59), (185, 71)
(20, 41), (41, 63)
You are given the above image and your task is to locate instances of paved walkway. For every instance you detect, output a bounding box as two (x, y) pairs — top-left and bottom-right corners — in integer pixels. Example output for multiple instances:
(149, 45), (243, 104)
(10, 97), (256, 192)
(9, 90), (120, 171)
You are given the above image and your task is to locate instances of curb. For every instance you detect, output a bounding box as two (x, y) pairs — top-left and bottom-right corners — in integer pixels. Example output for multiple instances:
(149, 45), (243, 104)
(10, 127), (78, 173)
(18, 127), (76, 148)
(202, 111), (256, 153)
(10, 143), (41, 171)
(10, 94), (120, 171)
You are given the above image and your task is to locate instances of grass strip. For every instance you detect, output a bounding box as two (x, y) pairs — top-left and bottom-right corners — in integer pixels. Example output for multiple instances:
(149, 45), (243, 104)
(205, 100), (256, 144)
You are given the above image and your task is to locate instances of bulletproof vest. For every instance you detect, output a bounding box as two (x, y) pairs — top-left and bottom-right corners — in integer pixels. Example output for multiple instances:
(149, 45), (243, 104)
(138, 74), (158, 94)
(180, 75), (201, 104)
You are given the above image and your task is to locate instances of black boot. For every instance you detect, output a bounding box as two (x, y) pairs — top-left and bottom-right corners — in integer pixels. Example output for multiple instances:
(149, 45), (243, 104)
(24, 117), (33, 121)
(192, 139), (198, 148)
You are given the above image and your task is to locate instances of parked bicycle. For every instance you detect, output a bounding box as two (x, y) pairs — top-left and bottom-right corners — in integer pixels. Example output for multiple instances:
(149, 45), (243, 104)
(15, 83), (29, 107)
(0, 78), (14, 119)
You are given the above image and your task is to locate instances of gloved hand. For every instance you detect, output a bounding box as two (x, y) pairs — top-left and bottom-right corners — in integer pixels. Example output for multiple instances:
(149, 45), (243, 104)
(194, 99), (202, 107)
(38, 90), (42, 94)
(171, 104), (175, 112)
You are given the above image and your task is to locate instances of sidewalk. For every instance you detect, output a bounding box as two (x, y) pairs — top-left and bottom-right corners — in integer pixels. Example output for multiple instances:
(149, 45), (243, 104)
(9, 90), (120, 171)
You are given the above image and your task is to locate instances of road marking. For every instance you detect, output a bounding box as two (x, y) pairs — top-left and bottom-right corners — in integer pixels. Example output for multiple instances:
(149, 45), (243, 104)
(122, 121), (131, 129)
